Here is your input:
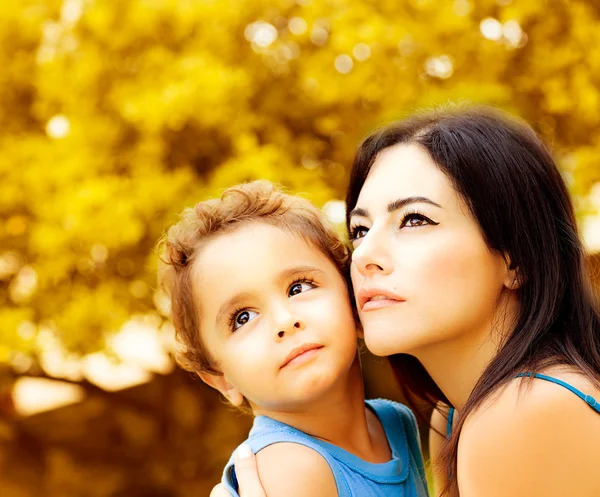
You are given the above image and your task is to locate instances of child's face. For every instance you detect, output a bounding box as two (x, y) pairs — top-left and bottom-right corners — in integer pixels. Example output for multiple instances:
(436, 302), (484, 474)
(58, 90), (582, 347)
(193, 222), (359, 410)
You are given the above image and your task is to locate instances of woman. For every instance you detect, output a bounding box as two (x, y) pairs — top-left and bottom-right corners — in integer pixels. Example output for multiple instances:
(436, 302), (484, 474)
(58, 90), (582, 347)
(212, 106), (600, 496)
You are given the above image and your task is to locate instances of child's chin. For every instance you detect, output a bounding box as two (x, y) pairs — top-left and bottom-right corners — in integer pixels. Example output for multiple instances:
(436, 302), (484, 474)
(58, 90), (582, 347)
(288, 369), (342, 397)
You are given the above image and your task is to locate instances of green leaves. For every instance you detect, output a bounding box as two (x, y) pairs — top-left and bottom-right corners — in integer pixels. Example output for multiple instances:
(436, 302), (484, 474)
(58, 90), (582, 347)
(2, 0), (599, 363)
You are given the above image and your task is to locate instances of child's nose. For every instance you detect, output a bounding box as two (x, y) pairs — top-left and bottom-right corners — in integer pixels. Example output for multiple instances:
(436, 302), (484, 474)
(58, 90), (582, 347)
(277, 321), (301, 339)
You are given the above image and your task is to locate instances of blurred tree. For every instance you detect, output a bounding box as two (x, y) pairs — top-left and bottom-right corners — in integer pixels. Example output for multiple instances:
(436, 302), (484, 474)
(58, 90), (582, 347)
(1, 0), (600, 371)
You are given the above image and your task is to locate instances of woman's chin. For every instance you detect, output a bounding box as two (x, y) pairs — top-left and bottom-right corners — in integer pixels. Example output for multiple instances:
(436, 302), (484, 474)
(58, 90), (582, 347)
(363, 335), (404, 357)
(363, 328), (426, 357)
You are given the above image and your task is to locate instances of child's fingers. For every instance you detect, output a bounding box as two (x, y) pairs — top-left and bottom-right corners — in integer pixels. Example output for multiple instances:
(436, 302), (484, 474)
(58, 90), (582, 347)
(235, 444), (267, 497)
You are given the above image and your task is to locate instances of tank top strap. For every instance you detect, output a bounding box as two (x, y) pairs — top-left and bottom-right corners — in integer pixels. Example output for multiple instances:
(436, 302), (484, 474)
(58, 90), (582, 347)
(447, 373), (600, 440)
(367, 399), (427, 488)
(446, 407), (455, 438)
(221, 416), (353, 497)
(517, 372), (600, 414)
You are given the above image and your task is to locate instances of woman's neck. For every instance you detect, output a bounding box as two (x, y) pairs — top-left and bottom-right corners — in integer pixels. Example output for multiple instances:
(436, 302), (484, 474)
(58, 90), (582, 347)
(417, 331), (498, 410)
(416, 294), (520, 410)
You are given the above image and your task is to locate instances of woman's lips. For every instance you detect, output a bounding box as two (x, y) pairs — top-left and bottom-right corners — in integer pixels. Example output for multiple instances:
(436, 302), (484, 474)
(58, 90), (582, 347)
(361, 297), (404, 312)
(357, 287), (405, 312)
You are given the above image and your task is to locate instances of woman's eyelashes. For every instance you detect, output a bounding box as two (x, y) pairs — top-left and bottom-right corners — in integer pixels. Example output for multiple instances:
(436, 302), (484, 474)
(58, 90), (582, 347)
(228, 278), (317, 332)
(349, 225), (369, 242)
(349, 210), (439, 242)
(399, 211), (439, 228)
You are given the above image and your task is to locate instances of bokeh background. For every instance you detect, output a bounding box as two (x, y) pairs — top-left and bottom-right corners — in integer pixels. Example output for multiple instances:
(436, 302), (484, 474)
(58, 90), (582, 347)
(2, 0), (600, 495)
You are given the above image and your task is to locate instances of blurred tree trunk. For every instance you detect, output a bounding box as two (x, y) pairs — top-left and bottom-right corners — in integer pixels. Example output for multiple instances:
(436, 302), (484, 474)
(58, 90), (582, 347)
(0, 367), (252, 497)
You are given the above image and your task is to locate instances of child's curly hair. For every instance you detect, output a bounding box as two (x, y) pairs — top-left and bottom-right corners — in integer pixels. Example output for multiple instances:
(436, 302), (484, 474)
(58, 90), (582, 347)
(158, 181), (351, 377)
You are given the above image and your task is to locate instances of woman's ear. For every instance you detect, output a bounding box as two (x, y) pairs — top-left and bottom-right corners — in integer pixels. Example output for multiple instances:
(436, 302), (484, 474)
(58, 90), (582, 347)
(502, 254), (523, 290)
(199, 372), (245, 406)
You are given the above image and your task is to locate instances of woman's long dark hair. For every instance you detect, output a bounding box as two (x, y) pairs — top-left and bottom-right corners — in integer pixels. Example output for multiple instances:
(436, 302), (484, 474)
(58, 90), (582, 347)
(346, 105), (600, 495)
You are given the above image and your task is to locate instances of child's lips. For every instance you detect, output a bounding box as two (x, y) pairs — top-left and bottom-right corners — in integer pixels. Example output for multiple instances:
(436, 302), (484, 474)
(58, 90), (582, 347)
(281, 343), (323, 368)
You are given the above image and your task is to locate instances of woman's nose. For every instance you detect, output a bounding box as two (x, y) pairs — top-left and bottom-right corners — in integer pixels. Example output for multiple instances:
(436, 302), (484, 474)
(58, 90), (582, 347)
(351, 229), (393, 277)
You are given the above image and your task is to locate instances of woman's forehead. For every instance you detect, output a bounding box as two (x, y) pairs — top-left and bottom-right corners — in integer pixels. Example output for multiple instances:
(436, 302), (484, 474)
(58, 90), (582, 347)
(356, 143), (454, 210)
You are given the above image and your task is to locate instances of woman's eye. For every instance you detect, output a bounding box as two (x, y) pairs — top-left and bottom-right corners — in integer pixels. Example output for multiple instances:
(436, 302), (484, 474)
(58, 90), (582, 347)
(350, 226), (369, 240)
(233, 310), (258, 330)
(400, 214), (435, 228)
(289, 281), (314, 297)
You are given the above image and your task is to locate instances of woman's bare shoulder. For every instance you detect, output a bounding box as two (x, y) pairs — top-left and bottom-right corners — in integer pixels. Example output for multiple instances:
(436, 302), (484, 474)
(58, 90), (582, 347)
(457, 371), (600, 497)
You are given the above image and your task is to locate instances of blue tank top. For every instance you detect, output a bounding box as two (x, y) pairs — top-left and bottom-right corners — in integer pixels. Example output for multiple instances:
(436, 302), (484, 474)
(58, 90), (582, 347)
(446, 372), (600, 437)
(222, 399), (429, 497)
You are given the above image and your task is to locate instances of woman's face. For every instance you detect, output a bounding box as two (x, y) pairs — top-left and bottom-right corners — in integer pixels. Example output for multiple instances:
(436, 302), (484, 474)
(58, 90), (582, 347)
(349, 143), (512, 357)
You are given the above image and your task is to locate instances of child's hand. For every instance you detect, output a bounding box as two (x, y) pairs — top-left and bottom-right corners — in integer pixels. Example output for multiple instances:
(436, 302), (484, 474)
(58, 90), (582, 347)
(234, 444), (267, 497)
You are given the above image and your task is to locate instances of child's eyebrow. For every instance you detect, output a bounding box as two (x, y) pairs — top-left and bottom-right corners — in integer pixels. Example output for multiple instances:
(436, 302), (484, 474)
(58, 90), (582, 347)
(276, 265), (324, 284)
(215, 292), (254, 328)
(214, 266), (325, 328)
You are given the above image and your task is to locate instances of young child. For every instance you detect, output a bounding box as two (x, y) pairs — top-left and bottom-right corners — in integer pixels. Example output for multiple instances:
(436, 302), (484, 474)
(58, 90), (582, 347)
(158, 181), (429, 497)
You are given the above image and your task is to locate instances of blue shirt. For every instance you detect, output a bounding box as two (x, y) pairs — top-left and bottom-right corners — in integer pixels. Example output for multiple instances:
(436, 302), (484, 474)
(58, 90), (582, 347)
(222, 399), (429, 496)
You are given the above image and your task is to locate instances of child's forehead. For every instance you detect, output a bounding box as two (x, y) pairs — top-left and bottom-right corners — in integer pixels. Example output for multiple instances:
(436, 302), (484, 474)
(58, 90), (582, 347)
(193, 223), (333, 277)
(205, 222), (319, 256)
(191, 224), (343, 321)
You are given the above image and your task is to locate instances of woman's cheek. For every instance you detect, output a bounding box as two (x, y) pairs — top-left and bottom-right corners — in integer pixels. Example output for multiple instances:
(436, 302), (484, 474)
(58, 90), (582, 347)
(413, 234), (504, 329)
(350, 263), (362, 296)
(393, 237), (456, 295)
(393, 233), (488, 308)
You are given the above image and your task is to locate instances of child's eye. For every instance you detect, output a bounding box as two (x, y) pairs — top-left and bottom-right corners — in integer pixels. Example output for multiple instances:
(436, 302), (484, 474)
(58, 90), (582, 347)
(399, 213), (438, 229)
(231, 309), (258, 331)
(288, 280), (315, 297)
(349, 225), (369, 241)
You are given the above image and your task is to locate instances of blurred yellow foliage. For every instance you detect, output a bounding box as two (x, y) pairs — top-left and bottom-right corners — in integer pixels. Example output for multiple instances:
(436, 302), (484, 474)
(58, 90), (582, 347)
(1, 0), (600, 363)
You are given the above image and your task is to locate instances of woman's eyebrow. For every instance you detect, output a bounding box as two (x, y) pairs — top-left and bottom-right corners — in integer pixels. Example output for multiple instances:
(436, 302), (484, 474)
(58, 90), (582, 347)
(349, 196), (442, 219)
(348, 206), (369, 219)
(387, 196), (442, 212)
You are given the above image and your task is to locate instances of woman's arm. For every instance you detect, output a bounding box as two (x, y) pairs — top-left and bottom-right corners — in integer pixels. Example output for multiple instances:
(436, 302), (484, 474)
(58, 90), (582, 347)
(458, 379), (600, 497)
